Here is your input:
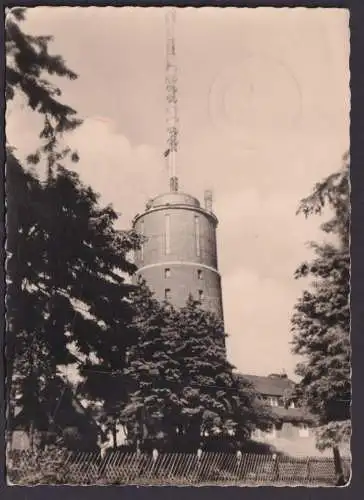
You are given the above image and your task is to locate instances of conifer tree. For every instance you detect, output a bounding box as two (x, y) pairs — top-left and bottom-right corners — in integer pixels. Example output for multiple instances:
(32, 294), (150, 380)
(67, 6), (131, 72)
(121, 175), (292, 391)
(6, 153), (141, 447)
(5, 8), (143, 447)
(6, 153), (64, 448)
(122, 280), (182, 449)
(6, 7), (81, 175)
(175, 297), (270, 448)
(291, 153), (350, 484)
(6, 5), (84, 402)
(122, 289), (273, 451)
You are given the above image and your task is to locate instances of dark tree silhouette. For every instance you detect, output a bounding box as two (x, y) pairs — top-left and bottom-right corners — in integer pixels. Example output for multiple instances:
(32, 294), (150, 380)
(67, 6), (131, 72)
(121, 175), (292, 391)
(6, 154), (141, 448)
(122, 285), (273, 451)
(6, 7), (81, 176)
(5, 10), (142, 446)
(291, 153), (350, 485)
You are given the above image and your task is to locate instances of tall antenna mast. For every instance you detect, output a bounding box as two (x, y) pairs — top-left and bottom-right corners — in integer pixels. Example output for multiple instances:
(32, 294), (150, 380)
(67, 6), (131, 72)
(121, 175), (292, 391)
(165, 8), (179, 192)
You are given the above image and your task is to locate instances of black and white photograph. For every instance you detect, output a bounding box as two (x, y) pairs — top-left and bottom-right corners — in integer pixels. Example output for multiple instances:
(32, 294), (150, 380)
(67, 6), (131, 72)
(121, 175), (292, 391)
(5, 6), (351, 486)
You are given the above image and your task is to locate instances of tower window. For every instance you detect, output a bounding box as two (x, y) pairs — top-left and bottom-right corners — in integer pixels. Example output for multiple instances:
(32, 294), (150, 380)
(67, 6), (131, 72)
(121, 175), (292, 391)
(164, 268), (171, 279)
(165, 214), (171, 255)
(165, 288), (172, 301)
(195, 216), (200, 257)
(198, 290), (204, 301)
(197, 269), (203, 280)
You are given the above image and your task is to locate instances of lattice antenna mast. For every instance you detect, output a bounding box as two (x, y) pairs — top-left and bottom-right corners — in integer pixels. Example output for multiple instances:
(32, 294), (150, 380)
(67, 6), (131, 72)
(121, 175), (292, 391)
(165, 8), (179, 192)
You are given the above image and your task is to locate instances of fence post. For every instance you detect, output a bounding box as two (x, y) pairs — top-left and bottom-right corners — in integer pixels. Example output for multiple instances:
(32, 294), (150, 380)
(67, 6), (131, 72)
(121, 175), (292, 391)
(195, 448), (203, 483)
(235, 450), (242, 485)
(306, 458), (311, 483)
(272, 454), (279, 482)
(98, 448), (108, 480)
(151, 448), (158, 480)
(333, 445), (346, 486)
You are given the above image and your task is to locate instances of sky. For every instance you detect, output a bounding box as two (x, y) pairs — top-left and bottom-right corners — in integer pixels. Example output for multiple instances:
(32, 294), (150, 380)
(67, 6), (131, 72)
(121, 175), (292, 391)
(6, 7), (350, 379)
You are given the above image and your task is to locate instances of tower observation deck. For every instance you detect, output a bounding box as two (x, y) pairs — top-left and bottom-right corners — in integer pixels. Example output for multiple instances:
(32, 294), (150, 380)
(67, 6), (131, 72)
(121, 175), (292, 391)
(132, 191), (224, 320)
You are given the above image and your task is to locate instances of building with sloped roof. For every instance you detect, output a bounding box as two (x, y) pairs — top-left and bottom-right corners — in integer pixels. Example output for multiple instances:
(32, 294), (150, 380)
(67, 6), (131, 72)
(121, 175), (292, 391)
(241, 373), (324, 457)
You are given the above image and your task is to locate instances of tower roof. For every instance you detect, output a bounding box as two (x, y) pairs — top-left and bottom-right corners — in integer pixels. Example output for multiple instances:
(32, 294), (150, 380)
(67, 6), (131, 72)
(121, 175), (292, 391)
(146, 192), (201, 210)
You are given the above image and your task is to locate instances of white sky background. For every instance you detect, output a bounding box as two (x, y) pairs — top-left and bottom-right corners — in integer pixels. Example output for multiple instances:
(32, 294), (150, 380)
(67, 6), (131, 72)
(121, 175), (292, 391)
(6, 7), (350, 379)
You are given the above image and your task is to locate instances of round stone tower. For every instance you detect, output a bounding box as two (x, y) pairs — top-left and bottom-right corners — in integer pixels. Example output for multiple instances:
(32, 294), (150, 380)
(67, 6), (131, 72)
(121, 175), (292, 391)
(132, 190), (224, 320)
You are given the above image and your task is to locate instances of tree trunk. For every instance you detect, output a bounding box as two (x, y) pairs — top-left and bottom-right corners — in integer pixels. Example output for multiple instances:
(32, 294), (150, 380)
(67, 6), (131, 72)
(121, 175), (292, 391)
(186, 418), (202, 450)
(29, 421), (35, 452)
(6, 380), (16, 453)
(333, 445), (346, 486)
(111, 422), (117, 450)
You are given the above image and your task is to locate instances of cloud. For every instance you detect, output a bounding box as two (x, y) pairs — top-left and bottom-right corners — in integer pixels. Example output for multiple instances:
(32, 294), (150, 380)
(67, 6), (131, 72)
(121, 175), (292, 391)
(216, 186), (321, 280)
(66, 117), (167, 227)
(6, 111), (169, 228)
(217, 187), (322, 377)
(224, 267), (302, 377)
(6, 7), (349, 378)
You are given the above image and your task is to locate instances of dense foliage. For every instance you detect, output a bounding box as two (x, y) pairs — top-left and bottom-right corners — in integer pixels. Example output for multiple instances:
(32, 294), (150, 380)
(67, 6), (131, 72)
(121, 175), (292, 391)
(6, 7), (81, 175)
(122, 283), (273, 451)
(6, 153), (141, 446)
(291, 154), (350, 482)
(6, 9), (142, 447)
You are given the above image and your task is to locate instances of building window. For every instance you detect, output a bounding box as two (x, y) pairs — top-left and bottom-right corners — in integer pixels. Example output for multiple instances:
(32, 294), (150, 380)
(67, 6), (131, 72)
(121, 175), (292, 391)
(194, 216), (200, 257)
(298, 423), (309, 438)
(197, 269), (203, 280)
(266, 424), (277, 439)
(268, 396), (279, 407)
(165, 214), (171, 255)
(198, 290), (204, 301)
(165, 288), (172, 301)
(252, 428), (262, 440)
(164, 268), (171, 279)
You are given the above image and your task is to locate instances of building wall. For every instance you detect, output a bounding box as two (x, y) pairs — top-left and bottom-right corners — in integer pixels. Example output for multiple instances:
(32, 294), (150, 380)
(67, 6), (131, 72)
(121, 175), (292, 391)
(133, 198), (224, 319)
(252, 423), (321, 457)
(252, 421), (347, 458)
(10, 430), (31, 451)
(254, 422), (311, 441)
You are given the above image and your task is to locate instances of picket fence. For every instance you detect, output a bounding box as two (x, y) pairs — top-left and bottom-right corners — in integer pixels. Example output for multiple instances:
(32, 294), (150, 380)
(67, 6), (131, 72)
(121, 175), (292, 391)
(7, 450), (351, 486)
